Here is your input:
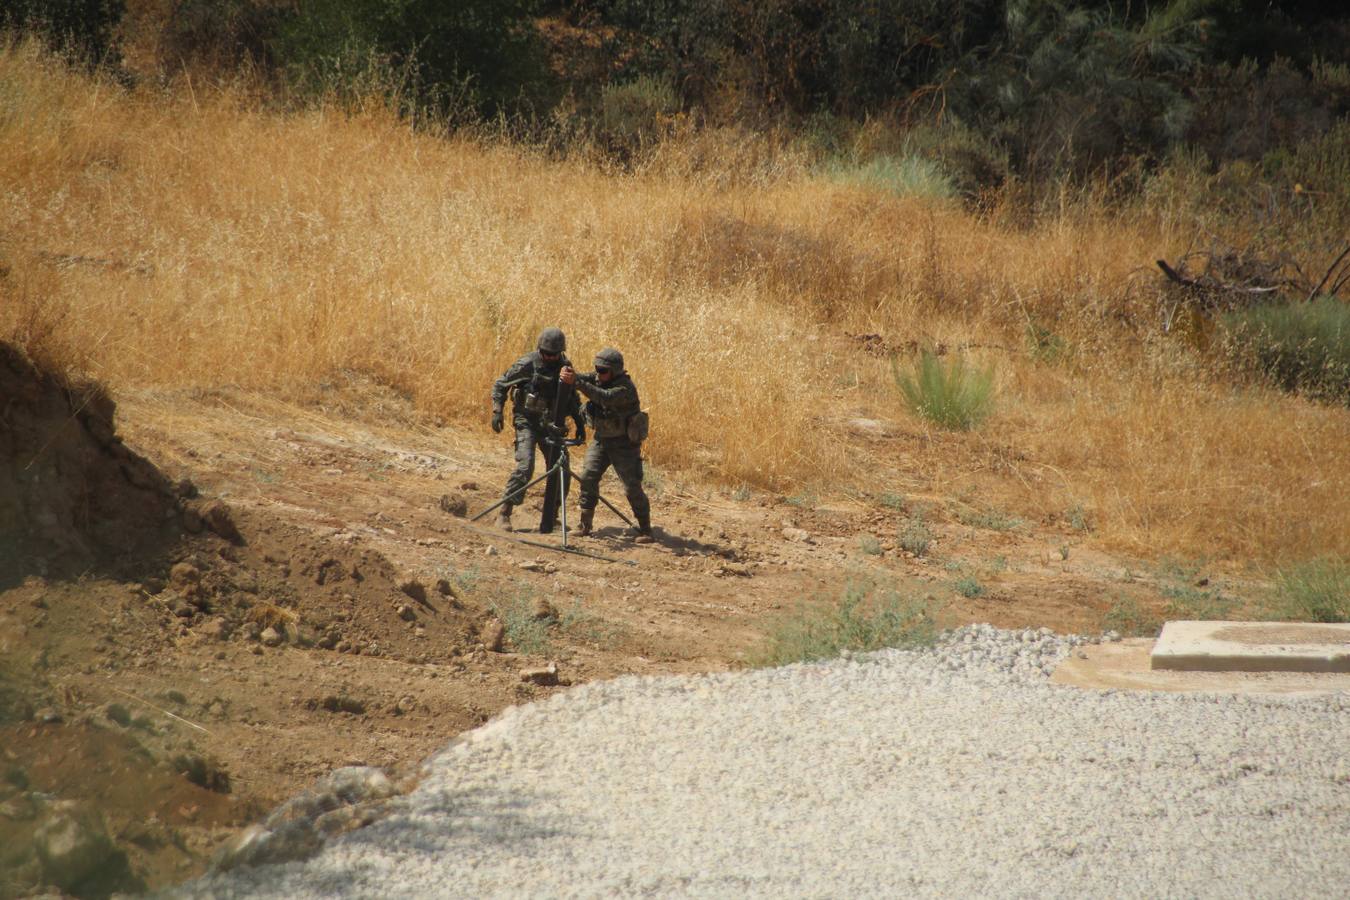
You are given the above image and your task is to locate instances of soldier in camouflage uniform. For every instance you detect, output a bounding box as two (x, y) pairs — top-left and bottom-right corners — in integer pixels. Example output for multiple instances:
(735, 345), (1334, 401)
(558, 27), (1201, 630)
(561, 348), (652, 542)
(490, 328), (584, 531)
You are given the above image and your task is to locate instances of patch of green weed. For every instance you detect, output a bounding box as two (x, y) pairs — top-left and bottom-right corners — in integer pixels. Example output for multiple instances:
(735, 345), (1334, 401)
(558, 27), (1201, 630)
(752, 581), (942, 667)
(1273, 559), (1350, 622)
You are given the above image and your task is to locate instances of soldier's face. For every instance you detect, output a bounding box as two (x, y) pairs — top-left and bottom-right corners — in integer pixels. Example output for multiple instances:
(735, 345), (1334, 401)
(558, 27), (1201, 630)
(540, 350), (560, 364)
(595, 366), (613, 383)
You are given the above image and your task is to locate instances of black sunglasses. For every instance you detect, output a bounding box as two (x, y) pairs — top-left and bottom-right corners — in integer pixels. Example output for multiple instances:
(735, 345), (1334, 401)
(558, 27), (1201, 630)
(540, 350), (560, 359)
(594, 366), (611, 375)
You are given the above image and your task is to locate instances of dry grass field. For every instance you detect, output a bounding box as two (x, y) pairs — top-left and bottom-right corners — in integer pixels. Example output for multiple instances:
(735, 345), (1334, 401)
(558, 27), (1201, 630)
(3, 37), (1347, 564)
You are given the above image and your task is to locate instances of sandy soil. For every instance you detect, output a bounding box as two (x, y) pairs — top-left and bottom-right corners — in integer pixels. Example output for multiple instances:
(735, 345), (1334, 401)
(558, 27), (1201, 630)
(1, 376), (1202, 895)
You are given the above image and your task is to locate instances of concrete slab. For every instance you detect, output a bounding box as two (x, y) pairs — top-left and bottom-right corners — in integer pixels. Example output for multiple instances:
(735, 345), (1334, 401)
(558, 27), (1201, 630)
(1150, 620), (1350, 673)
(1053, 639), (1350, 696)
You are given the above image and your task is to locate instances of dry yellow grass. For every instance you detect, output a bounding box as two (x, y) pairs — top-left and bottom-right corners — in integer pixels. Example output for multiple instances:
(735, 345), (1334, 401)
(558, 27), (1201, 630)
(3, 39), (1347, 563)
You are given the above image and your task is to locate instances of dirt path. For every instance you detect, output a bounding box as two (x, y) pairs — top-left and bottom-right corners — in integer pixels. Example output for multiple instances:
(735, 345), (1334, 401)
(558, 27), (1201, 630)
(1, 381), (1182, 894)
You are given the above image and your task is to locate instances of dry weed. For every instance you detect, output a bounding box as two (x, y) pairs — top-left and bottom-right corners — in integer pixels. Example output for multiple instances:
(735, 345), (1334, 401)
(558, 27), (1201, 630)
(3, 40), (1346, 562)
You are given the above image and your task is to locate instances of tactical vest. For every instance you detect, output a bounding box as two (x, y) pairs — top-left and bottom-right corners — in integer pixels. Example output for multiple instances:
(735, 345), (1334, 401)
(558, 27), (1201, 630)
(586, 375), (640, 440)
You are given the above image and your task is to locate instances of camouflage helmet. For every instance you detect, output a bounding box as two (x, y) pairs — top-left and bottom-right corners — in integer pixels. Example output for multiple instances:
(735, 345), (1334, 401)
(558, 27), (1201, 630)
(537, 327), (566, 354)
(594, 347), (625, 373)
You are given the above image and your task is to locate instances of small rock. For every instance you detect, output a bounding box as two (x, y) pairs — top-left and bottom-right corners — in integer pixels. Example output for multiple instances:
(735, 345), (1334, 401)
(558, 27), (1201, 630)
(459, 481), (479, 491)
(397, 605), (416, 622)
(781, 527), (813, 543)
(198, 617), (231, 641)
(531, 597), (557, 621)
(521, 663), (559, 686)
(435, 579), (455, 597)
(484, 546), (498, 557)
(250, 644), (264, 655)
(35, 809), (120, 891)
(481, 621), (505, 652)
(200, 500), (243, 544)
(181, 507), (204, 533)
(438, 493), (469, 517)
(394, 696), (415, 716)
(518, 561), (546, 573)
(260, 627), (284, 647)
(398, 580), (427, 604)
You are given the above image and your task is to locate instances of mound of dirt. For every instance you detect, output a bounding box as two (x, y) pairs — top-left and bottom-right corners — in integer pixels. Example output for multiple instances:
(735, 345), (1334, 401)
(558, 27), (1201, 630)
(0, 343), (186, 586)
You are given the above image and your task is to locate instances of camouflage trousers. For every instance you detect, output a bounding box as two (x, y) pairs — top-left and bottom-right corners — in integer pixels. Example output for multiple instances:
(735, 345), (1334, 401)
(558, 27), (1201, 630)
(502, 421), (568, 507)
(577, 437), (649, 520)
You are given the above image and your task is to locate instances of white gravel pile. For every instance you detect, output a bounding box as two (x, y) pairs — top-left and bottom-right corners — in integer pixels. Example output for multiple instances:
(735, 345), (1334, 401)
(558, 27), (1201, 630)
(181, 626), (1350, 899)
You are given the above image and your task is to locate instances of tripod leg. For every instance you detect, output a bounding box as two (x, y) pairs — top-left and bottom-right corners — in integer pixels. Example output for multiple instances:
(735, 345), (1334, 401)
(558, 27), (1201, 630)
(471, 468), (554, 522)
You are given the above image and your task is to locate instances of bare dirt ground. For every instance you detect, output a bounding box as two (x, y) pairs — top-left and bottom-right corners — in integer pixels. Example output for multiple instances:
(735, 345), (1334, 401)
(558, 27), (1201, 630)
(1, 372), (1216, 896)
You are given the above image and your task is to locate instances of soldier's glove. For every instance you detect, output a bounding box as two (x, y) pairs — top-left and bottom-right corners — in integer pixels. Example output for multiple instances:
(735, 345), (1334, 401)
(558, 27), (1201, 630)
(575, 425), (586, 444)
(491, 409), (504, 433)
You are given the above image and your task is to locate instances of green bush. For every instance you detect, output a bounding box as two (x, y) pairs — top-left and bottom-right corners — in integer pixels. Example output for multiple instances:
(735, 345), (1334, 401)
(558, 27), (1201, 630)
(892, 350), (996, 430)
(1101, 595), (1162, 637)
(823, 154), (956, 199)
(598, 74), (680, 155)
(1221, 296), (1350, 404)
(752, 581), (940, 667)
(898, 512), (933, 556)
(953, 576), (985, 599)
(1274, 559), (1350, 623)
(488, 592), (552, 655)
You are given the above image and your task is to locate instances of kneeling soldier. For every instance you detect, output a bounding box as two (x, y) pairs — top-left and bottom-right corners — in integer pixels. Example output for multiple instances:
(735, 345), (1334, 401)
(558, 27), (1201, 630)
(561, 348), (652, 542)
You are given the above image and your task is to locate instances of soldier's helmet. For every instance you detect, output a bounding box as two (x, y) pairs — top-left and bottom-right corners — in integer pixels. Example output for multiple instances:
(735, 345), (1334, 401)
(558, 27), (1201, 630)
(594, 347), (624, 373)
(537, 327), (567, 354)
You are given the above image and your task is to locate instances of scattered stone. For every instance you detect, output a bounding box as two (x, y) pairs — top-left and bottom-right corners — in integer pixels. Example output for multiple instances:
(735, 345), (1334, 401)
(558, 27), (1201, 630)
(260, 627), (284, 647)
(172, 753), (232, 793)
(318, 695), (366, 715)
(36, 708), (63, 724)
(459, 481), (479, 491)
(484, 546), (498, 557)
(35, 808), (122, 892)
(435, 578), (455, 597)
(200, 500), (243, 544)
(481, 621), (505, 652)
(714, 563), (752, 578)
(781, 527), (813, 543)
(394, 696), (415, 716)
(181, 507), (204, 533)
(198, 617), (231, 641)
(521, 663), (559, 686)
(250, 645), (263, 655)
(397, 605), (416, 622)
(174, 602), (196, 618)
(531, 597), (558, 622)
(399, 580), (427, 604)
(518, 561), (547, 573)
(176, 477), (198, 499)
(438, 493), (469, 517)
(212, 767), (397, 871)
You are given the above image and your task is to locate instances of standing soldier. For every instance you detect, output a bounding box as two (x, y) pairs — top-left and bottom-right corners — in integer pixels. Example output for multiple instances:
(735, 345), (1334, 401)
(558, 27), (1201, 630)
(490, 328), (583, 531)
(561, 348), (652, 542)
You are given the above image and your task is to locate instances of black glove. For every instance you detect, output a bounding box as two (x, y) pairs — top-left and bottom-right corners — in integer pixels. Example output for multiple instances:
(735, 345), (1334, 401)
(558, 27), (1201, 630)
(575, 425), (586, 444)
(491, 409), (504, 433)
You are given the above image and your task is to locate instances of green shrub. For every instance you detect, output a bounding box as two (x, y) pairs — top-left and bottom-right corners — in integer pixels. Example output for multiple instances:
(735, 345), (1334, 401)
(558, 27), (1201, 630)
(1221, 296), (1350, 404)
(1161, 582), (1238, 621)
(892, 350), (996, 430)
(752, 581), (940, 667)
(1274, 559), (1350, 623)
(858, 535), (882, 556)
(599, 74), (679, 155)
(953, 576), (985, 599)
(823, 153), (956, 199)
(898, 515), (933, 556)
(1101, 596), (1161, 637)
(954, 506), (1022, 532)
(488, 592), (551, 655)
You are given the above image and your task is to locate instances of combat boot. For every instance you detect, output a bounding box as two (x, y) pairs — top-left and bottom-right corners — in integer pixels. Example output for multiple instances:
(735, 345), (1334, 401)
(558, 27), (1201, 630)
(495, 503), (513, 532)
(632, 514), (654, 544)
(576, 508), (594, 537)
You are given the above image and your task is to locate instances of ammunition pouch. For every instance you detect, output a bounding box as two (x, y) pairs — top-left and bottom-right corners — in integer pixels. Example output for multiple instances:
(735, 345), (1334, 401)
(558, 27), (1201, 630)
(626, 410), (649, 445)
(523, 392), (549, 415)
